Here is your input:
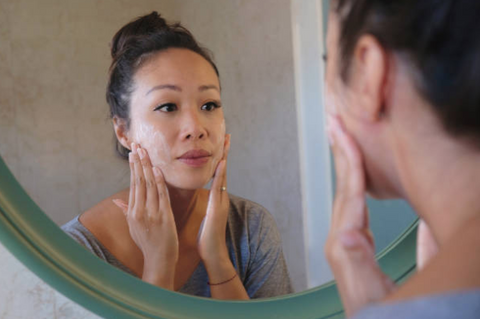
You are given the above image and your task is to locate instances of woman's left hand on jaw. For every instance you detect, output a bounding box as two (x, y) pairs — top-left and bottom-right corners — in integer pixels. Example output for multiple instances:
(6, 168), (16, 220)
(324, 115), (395, 317)
(198, 134), (231, 267)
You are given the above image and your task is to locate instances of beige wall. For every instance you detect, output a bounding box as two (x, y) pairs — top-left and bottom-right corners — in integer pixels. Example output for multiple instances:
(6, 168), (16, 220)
(0, 0), (307, 302)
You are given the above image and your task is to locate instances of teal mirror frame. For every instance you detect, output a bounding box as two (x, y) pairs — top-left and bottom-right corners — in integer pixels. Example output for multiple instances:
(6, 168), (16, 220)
(0, 156), (417, 319)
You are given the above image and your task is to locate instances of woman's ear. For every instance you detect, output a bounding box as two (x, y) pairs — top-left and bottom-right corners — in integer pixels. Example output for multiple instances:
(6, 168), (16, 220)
(113, 116), (131, 151)
(349, 34), (388, 122)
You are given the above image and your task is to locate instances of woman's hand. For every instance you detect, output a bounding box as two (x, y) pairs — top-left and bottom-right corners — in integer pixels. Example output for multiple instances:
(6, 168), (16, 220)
(324, 115), (395, 317)
(198, 134), (231, 265)
(113, 143), (179, 289)
(197, 134), (248, 300)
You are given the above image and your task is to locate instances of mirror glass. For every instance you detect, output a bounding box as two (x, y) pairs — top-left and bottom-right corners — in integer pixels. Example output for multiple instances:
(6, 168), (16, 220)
(0, 0), (416, 298)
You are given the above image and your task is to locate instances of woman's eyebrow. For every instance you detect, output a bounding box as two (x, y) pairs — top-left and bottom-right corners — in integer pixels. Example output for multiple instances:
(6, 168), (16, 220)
(146, 84), (219, 95)
(199, 85), (220, 92)
(146, 84), (181, 96)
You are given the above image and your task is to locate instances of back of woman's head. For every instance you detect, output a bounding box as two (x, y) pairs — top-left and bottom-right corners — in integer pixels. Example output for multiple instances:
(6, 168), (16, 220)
(106, 12), (219, 159)
(333, 0), (480, 141)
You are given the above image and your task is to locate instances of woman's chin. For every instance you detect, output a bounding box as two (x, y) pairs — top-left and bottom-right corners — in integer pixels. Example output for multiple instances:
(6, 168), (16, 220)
(165, 176), (211, 191)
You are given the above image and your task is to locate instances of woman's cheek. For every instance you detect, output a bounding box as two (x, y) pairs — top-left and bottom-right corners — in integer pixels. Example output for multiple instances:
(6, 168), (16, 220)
(133, 123), (171, 168)
(147, 132), (171, 169)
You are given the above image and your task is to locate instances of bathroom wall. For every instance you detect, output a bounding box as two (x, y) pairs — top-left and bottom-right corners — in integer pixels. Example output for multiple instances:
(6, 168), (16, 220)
(0, 0), (307, 300)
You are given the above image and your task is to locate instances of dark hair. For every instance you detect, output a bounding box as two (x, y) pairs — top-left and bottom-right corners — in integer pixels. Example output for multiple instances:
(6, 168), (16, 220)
(106, 11), (220, 159)
(333, 0), (480, 140)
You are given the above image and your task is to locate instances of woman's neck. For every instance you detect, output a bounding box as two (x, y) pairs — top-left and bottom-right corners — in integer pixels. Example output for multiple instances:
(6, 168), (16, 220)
(399, 133), (480, 246)
(167, 186), (200, 232)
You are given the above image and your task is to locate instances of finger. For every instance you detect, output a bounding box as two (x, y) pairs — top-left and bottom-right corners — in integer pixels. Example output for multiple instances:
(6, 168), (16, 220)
(221, 158), (228, 204)
(152, 166), (172, 216)
(132, 143), (146, 220)
(338, 200), (370, 235)
(112, 199), (129, 216)
(328, 116), (367, 230)
(222, 134), (231, 161)
(364, 206), (371, 229)
(329, 115), (365, 199)
(128, 149), (136, 214)
(328, 116), (350, 230)
(327, 115), (350, 196)
(339, 229), (375, 256)
(221, 135), (230, 194)
(207, 160), (226, 216)
(138, 147), (159, 219)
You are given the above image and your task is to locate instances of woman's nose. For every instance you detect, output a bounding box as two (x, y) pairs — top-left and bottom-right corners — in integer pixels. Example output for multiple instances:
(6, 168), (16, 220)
(181, 110), (207, 141)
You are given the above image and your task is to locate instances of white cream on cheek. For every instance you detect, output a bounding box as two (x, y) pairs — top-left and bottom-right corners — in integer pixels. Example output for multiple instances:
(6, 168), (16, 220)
(133, 122), (170, 169)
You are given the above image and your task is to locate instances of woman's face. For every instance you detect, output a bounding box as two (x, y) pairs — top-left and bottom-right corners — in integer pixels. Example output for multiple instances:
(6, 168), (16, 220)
(126, 48), (225, 190)
(324, 12), (402, 198)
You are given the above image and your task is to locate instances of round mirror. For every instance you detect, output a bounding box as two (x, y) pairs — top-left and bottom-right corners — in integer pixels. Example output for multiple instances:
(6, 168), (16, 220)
(0, 0), (417, 318)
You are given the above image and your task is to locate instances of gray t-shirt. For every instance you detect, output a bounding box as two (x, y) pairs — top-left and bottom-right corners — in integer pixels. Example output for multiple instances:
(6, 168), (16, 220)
(62, 194), (293, 298)
(352, 290), (480, 319)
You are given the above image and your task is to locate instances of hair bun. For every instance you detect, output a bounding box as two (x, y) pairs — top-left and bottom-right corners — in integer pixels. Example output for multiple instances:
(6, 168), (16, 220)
(110, 11), (168, 59)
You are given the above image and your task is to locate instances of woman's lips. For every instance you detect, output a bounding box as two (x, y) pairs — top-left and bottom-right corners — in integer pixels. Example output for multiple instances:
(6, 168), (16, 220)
(177, 149), (211, 167)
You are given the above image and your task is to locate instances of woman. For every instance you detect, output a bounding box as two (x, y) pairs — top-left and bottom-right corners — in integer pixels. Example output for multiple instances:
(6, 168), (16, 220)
(324, 0), (480, 318)
(62, 12), (292, 300)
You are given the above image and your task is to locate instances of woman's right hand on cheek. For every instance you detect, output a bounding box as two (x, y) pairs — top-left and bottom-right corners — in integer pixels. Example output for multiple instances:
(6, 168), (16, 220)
(324, 115), (395, 317)
(113, 143), (179, 289)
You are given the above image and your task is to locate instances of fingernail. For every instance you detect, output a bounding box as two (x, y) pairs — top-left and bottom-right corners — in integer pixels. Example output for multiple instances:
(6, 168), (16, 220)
(112, 199), (127, 209)
(153, 167), (161, 177)
(128, 152), (134, 162)
(138, 148), (145, 159)
(131, 143), (136, 153)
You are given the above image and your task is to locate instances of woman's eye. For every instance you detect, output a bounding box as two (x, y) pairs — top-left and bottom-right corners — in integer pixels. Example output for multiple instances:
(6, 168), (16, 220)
(201, 102), (221, 111)
(154, 103), (177, 112)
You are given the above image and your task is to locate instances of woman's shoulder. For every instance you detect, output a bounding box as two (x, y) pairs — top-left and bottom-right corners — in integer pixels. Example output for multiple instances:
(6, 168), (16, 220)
(75, 189), (141, 266)
(227, 194), (280, 229)
(79, 189), (130, 242)
(226, 193), (281, 241)
(227, 194), (273, 221)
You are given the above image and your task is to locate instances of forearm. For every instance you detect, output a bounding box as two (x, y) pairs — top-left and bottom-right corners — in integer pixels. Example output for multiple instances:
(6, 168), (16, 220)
(204, 258), (249, 300)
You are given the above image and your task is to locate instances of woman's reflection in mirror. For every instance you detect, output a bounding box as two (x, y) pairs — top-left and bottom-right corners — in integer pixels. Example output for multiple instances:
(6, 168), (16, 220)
(323, 0), (480, 318)
(62, 12), (292, 300)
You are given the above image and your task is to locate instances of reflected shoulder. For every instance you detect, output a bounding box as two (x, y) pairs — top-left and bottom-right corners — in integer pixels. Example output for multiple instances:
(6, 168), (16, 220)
(79, 188), (132, 250)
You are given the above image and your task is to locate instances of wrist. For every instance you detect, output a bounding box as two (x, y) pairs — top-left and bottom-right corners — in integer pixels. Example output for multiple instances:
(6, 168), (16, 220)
(142, 259), (177, 289)
(201, 250), (230, 269)
(142, 273), (175, 290)
(200, 240), (229, 263)
(203, 257), (236, 283)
